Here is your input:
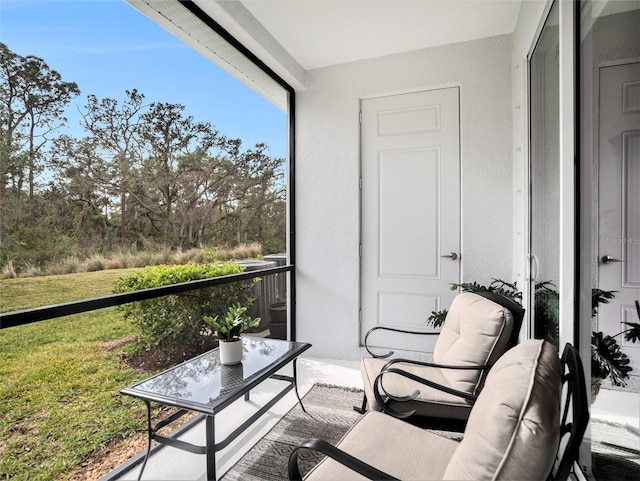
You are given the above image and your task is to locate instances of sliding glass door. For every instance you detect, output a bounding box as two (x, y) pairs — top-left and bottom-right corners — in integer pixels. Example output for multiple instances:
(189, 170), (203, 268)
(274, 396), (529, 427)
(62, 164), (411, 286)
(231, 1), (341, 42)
(529, 1), (561, 348)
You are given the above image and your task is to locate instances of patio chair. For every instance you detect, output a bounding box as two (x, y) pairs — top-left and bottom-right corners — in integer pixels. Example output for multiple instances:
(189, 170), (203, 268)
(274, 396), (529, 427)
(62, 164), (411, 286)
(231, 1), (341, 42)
(289, 340), (589, 481)
(356, 291), (525, 424)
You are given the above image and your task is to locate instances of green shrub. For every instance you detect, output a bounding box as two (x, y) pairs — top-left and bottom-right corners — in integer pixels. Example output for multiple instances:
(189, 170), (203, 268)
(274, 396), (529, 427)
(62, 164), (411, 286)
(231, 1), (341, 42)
(113, 261), (256, 355)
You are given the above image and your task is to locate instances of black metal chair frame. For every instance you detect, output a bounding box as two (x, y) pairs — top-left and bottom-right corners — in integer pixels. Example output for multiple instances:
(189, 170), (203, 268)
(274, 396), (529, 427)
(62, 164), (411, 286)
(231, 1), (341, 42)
(355, 291), (525, 419)
(372, 358), (489, 419)
(290, 342), (589, 481)
(288, 438), (400, 481)
(548, 343), (589, 481)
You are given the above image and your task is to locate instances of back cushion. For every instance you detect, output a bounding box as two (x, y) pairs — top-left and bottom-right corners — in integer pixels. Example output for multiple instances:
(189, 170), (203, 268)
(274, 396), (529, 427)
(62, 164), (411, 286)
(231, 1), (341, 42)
(443, 340), (561, 480)
(434, 293), (514, 392)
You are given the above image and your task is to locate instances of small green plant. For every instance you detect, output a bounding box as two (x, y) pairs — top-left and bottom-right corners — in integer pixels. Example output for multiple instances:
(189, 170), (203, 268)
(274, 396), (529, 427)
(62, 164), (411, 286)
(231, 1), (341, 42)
(203, 304), (261, 342)
(426, 278), (522, 328)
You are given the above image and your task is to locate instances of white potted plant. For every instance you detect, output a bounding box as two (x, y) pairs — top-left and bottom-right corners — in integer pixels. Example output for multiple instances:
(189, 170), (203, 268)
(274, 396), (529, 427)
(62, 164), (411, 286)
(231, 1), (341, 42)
(204, 304), (261, 365)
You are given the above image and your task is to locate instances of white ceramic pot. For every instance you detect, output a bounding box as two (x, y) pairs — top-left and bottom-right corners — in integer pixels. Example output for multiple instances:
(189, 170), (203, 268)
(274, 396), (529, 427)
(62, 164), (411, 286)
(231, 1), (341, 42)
(219, 339), (243, 365)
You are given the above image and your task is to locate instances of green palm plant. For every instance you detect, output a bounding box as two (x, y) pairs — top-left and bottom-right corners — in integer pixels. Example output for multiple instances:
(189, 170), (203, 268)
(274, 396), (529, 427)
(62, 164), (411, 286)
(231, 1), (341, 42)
(426, 278), (522, 328)
(591, 293), (640, 387)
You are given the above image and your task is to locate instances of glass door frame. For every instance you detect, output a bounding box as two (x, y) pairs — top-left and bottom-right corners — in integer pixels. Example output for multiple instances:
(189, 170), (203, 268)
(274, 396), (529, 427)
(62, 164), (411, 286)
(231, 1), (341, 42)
(525, 0), (578, 353)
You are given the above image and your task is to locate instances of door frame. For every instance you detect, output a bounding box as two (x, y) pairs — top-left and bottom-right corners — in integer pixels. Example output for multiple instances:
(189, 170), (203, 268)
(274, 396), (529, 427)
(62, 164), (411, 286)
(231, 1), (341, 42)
(596, 59), (640, 387)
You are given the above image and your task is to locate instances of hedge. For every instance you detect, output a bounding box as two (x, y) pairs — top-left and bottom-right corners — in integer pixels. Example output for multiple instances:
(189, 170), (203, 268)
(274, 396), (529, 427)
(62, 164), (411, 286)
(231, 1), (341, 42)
(113, 261), (256, 355)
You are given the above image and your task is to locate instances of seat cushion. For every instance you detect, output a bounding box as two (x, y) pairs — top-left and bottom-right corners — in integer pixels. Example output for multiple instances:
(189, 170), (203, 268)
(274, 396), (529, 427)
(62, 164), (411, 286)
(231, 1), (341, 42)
(304, 411), (459, 481)
(361, 357), (473, 419)
(434, 292), (514, 394)
(443, 339), (561, 480)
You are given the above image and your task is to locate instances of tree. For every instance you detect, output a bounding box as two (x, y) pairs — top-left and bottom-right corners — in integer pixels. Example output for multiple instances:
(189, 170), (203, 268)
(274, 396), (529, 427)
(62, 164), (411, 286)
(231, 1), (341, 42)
(80, 89), (145, 243)
(138, 101), (229, 248)
(0, 42), (80, 238)
(1, 43), (288, 269)
(50, 135), (114, 252)
(228, 143), (285, 249)
(76, 95), (286, 251)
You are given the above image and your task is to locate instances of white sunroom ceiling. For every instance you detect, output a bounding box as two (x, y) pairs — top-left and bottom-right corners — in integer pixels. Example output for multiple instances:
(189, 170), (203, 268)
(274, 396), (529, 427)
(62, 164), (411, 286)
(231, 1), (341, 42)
(238, 0), (522, 70)
(127, 0), (523, 106)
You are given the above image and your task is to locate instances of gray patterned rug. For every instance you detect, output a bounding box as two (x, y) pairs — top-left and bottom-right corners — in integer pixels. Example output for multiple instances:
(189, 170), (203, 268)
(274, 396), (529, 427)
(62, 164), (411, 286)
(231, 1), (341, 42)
(592, 418), (640, 480)
(221, 384), (364, 481)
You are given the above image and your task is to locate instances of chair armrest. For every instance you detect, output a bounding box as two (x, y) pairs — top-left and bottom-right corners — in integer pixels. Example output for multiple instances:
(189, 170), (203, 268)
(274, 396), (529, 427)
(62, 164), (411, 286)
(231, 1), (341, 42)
(364, 325), (439, 358)
(382, 357), (492, 372)
(373, 366), (479, 419)
(288, 438), (400, 481)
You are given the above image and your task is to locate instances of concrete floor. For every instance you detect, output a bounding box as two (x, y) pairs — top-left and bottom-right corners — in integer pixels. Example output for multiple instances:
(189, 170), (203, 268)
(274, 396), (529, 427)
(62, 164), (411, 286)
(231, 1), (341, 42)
(101, 355), (640, 481)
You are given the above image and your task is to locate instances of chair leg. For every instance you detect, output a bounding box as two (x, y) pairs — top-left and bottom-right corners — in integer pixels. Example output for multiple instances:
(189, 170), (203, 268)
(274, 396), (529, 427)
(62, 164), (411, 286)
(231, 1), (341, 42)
(353, 393), (368, 414)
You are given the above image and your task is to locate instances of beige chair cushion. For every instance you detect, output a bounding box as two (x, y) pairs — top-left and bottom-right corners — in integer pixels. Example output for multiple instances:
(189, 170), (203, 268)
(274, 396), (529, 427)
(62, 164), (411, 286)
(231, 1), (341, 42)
(361, 292), (514, 416)
(304, 410), (459, 481)
(434, 292), (514, 393)
(443, 339), (561, 480)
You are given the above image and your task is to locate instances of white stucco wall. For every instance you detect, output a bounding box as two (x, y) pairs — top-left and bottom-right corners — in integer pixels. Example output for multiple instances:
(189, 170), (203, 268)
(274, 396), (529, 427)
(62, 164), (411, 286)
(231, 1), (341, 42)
(295, 34), (514, 360)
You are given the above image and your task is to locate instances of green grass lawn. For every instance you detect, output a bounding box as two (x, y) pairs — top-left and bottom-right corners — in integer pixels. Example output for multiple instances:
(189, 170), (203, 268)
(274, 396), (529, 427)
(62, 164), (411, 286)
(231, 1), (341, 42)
(0, 270), (153, 481)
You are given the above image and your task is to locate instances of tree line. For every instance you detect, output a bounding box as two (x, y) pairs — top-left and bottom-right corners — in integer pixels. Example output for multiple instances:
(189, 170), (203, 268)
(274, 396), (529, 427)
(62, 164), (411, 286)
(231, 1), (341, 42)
(0, 42), (286, 271)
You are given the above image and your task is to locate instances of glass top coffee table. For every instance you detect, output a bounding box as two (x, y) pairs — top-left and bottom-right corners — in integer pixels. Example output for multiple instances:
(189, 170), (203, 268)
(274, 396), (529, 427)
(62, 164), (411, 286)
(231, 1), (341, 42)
(121, 336), (312, 481)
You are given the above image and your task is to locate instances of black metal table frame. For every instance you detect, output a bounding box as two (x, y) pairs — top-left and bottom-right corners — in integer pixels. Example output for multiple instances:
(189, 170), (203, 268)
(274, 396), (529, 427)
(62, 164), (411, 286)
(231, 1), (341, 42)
(122, 342), (310, 481)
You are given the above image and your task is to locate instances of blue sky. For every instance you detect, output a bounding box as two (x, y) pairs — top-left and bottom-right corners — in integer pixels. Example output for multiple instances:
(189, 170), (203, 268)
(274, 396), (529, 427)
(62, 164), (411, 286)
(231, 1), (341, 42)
(0, 0), (287, 158)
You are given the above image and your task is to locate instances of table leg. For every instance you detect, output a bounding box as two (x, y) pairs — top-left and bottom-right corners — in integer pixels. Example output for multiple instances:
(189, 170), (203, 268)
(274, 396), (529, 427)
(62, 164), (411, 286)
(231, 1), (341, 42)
(137, 400), (153, 481)
(206, 415), (216, 481)
(293, 359), (307, 413)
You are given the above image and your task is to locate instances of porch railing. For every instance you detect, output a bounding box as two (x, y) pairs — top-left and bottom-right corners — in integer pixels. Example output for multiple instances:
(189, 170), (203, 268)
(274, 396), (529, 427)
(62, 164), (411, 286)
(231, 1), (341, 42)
(0, 265), (294, 336)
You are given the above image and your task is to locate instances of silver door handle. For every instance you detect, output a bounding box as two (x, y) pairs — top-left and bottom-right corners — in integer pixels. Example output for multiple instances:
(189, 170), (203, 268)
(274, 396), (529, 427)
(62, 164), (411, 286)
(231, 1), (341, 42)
(441, 253), (458, 260)
(601, 255), (624, 264)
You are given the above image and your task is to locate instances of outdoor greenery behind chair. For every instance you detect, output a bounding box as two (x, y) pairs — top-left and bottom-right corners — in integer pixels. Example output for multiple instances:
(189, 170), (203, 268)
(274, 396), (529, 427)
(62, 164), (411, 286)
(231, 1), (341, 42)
(426, 279), (523, 328)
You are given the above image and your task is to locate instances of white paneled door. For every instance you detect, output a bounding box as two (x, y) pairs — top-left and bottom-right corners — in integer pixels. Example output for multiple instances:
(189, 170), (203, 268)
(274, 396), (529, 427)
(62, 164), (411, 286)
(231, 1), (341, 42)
(598, 62), (640, 388)
(360, 88), (460, 353)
